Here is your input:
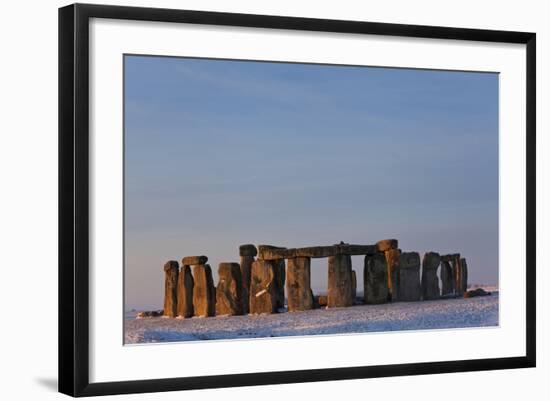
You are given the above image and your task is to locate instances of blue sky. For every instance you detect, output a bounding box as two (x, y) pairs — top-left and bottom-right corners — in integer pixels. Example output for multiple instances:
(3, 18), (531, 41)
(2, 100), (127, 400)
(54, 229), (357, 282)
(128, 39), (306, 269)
(124, 55), (499, 310)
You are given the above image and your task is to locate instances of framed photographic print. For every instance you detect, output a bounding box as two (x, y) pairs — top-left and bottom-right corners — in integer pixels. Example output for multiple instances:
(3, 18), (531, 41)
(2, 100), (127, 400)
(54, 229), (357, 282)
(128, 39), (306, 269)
(58, 3), (536, 397)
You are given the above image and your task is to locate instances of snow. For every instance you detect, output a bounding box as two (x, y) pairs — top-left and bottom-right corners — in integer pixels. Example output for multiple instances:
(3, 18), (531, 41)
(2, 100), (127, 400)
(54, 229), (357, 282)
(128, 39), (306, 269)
(124, 293), (498, 344)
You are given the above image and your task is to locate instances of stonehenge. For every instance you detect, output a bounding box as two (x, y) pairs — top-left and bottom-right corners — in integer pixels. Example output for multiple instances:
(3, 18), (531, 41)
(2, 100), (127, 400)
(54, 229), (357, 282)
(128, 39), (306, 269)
(364, 253), (389, 304)
(177, 265), (194, 318)
(249, 259), (278, 314)
(163, 261), (179, 317)
(450, 254), (463, 297)
(258, 244), (377, 260)
(376, 239), (398, 252)
(274, 259), (286, 309)
(239, 244), (257, 314)
(286, 257), (314, 311)
(327, 254), (354, 307)
(440, 259), (454, 297)
(384, 248), (400, 300)
(258, 245), (286, 309)
(215, 263), (244, 316)
(182, 255), (208, 265)
(397, 252), (421, 302)
(192, 263), (216, 317)
(441, 253), (468, 297)
(161, 242), (472, 319)
(421, 252), (441, 300)
(377, 239), (400, 301)
(351, 270), (357, 302)
(460, 258), (468, 295)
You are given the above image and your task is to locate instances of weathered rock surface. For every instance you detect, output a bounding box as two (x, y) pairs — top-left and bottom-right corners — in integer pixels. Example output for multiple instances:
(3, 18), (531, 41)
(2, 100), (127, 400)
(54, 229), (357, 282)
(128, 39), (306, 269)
(460, 258), (468, 295)
(249, 259), (278, 314)
(440, 260), (454, 296)
(317, 295), (328, 307)
(192, 264), (216, 317)
(177, 265), (194, 318)
(257, 246), (285, 308)
(239, 244), (258, 257)
(447, 254), (462, 296)
(258, 244), (377, 260)
(257, 244), (286, 257)
(397, 252), (421, 302)
(163, 261), (179, 317)
(441, 253), (460, 262)
(137, 310), (163, 318)
(327, 254), (354, 307)
(286, 257), (314, 312)
(364, 253), (389, 304)
(240, 255), (255, 314)
(376, 239), (398, 252)
(421, 252), (441, 300)
(182, 255), (208, 265)
(384, 248), (401, 301)
(441, 252), (463, 296)
(216, 263), (244, 316)
(273, 259), (286, 309)
(464, 288), (491, 298)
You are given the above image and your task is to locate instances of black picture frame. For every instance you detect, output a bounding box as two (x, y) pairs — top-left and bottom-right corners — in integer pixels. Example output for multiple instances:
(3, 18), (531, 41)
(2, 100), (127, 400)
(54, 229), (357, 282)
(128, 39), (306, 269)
(58, 3), (536, 397)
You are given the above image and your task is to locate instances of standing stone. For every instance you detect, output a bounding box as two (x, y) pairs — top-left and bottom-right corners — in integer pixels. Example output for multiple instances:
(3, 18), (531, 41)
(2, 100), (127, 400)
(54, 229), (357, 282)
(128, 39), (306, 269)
(364, 253), (389, 304)
(440, 260), (454, 296)
(286, 257), (314, 312)
(460, 258), (468, 294)
(273, 259), (286, 309)
(351, 270), (357, 302)
(421, 252), (441, 300)
(384, 248), (401, 301)
(240, 255), (253, 314)
(163, 261), (179, 317)
(440, 259), (454, 297)
(249, 259), (278, 314)
(239, 244), (258, 257)
(258, 245), (286, 309)
(239, 244), (257, 314)
(182, 255), (208, 265)
(376, 239), (398, 252)
(193, 264), (216, 317)
(451, 254), (462, 296)
(177, 265), (194, 318)
(216, 263), (244, 316)
(327, 254), (354, 307)
(397, 252), (421, 302)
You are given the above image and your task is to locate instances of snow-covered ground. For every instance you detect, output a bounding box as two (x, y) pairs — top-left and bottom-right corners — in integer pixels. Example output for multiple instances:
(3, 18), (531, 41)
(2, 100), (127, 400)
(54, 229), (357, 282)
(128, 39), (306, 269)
(125, 292), (498, 344)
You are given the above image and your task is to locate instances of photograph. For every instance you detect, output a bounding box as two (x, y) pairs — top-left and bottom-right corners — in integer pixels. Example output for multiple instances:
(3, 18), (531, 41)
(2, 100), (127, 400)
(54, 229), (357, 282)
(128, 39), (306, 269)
(123, 55), (499, 344)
